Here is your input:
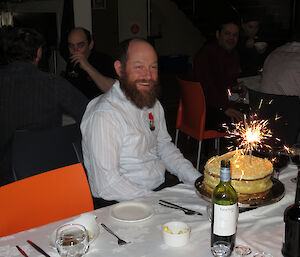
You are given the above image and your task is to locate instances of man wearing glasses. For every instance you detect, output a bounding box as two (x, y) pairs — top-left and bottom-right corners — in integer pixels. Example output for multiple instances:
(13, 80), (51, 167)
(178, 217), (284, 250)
(65, 27), (116, 99)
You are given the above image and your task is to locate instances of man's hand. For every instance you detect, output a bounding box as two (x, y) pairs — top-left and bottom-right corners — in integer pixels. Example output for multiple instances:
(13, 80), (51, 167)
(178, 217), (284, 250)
(224, 108), (243, 122)
(231, 82), (248, 99)
(245, 37), (255, 48)
(239, 83), (247, 99)
(69, 53), (91, 71)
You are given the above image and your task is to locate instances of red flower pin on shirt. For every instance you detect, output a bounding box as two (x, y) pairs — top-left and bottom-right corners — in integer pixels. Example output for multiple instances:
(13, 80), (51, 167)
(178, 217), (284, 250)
(149, 112), (155, 131)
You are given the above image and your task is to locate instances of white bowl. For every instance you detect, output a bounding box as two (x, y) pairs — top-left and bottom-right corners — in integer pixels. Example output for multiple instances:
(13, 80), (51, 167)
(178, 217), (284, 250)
(162, 221), (190, 247)
(254, 42), (268, 51)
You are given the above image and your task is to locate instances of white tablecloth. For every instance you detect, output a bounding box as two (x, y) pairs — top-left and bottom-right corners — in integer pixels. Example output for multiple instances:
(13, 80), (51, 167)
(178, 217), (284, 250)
(0, 164), (298, 257)
(238, 75), (262, 92)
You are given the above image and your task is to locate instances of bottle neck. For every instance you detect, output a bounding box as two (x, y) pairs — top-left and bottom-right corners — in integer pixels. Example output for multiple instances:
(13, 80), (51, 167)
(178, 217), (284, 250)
(220, 167), (231, 182)
(295, 170), (300, 206)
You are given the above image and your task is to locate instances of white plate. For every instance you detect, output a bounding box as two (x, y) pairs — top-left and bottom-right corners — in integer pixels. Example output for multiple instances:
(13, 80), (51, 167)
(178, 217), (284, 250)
(110, 201), (154, 222)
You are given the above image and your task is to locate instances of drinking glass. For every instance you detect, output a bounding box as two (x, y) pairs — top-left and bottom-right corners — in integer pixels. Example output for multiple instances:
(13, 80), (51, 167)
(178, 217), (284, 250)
(56, 223), (89, 257)
(211, 241), (231, 257)
(67, 63), (80, 78)
(290, 143), (300, 182)
(234, 245), (252, 256)
(270, 147), (290, 179)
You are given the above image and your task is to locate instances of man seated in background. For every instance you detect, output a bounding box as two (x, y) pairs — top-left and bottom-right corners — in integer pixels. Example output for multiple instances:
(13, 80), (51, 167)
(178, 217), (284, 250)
(252, 37), (300, 146)
(65, 27), (116, 99)
(0, 27), (88, 186)
(193, 19), (247, 130)
(238, 13), (268, 77)
(81, 38), (200, 207)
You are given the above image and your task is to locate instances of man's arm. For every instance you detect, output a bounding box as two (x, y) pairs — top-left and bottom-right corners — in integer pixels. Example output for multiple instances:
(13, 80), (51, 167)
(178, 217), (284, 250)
(54, 75), (89, 123)
(70, 53), (115, 92)
(81, 110), (151, 201)
(155, 104), (200, 183)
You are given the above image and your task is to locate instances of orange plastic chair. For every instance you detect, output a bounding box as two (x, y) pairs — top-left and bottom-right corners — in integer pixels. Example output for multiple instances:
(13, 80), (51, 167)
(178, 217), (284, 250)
(175, 77), (226, 170)
(0, 163), (94, 237)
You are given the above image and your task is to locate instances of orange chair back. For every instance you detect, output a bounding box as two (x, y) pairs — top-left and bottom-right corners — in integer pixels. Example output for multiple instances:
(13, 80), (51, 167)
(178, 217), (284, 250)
(176, 77), (207, 141)
(0, 163), (94, 237)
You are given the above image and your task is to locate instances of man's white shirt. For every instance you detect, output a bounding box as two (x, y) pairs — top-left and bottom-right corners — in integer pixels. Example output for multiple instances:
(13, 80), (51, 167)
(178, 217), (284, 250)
(81, 80), (199, 201)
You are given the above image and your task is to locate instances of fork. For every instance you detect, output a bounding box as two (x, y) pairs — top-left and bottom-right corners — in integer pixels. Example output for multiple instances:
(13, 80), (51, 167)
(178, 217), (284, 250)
(101, 223), (130, 246)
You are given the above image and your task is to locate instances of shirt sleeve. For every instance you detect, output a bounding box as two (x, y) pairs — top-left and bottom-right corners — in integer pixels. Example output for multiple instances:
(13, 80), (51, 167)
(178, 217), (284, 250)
(53, 75), (89, 123)
(156, 104), (200, 184)
(82, 111), (151, 201)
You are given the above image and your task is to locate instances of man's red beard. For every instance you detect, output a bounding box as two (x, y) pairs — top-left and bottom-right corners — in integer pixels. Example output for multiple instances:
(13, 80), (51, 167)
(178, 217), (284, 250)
(119, 71), (160, 109)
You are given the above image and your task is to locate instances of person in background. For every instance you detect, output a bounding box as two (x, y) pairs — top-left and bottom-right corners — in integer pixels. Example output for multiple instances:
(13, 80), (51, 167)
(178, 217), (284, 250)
(81, 38), (200, 207)
(252, 37), (300, 146)
(65, 27), (116, 99)
(193, 19), (247, 130)
(0, 27), (88, 186)
(238, 14), (268, 77)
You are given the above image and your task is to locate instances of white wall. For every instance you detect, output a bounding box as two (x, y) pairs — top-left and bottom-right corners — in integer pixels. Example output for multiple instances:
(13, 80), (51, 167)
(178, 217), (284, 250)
(118, 0), (148, 41)
(73, 0), (92, 32)
(151, 0), (205, 61)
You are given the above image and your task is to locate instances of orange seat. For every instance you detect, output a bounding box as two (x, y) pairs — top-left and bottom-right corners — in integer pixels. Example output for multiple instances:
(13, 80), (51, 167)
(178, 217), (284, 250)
(0, 163), (94, 237)
(175, 77), (226, 170)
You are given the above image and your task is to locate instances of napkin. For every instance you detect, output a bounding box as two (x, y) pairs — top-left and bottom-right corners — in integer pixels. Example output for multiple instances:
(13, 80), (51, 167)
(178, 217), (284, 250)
(50, 213), (100, 246)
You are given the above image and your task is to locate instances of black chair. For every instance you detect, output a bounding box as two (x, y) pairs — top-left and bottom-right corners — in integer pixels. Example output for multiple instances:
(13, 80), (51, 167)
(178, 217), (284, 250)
(248, 89), (300, 146)
(12, 123), (82, 180)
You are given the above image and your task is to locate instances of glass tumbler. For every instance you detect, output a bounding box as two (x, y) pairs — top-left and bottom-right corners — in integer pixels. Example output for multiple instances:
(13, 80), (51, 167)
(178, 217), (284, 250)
(56, 223), (89, 257)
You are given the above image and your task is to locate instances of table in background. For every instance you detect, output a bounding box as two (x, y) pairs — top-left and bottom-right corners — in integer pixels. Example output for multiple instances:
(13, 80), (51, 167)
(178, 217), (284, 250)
(0, 164), (297, 257)
(238, 75), (262, 92)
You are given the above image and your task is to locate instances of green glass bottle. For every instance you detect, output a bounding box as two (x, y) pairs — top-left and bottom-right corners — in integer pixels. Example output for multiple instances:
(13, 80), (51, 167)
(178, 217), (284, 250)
(211, 159), (238, 252)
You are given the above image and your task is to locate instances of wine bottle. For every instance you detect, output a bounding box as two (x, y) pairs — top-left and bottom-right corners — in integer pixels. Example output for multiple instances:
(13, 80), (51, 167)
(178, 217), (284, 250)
(282, 170), (300, 257)
(211, 160), (238, 251)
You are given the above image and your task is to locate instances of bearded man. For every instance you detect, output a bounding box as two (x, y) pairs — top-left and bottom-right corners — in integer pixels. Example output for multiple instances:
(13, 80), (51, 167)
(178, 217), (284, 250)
(81, 38), (199, 207)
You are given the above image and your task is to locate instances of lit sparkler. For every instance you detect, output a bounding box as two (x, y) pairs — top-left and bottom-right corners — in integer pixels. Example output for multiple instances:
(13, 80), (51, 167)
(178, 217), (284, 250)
(224, 114), (272, 155)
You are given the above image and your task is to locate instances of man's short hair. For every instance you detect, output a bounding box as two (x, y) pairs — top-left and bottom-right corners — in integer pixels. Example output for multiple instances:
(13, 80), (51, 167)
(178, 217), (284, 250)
(68, 27), (92, 44)
(216, 18), (241, 33)
(115, 37), (152, 67)
(3, 27), (45, 63)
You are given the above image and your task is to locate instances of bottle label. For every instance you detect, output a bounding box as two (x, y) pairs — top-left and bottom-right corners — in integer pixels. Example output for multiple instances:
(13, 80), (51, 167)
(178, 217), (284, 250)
(220, 167), (230, 182)
(213, 203), (238, 236)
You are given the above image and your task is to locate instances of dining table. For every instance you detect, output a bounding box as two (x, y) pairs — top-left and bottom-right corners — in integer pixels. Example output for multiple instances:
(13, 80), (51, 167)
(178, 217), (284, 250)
(0, 163), (298, 257)
(238, 75), (262, 92)
(228, 75), (261, 104)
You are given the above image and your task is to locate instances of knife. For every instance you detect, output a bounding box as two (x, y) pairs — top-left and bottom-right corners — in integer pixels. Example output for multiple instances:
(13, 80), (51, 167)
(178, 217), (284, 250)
(27, 240), (50, 257)
(159, 199), (202, 215)
(16, 245), (28, 257)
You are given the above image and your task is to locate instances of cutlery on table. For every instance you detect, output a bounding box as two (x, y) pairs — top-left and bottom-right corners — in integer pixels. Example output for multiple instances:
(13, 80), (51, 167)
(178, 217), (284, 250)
(101, 223), (130, 246)
(27, 240), (50, 257)
(16, 245), (28, 257)
(159, 200), (202, 216)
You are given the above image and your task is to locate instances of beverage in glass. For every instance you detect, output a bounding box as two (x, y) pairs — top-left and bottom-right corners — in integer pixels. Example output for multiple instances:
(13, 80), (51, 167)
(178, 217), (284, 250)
(56, 223), (89, 257)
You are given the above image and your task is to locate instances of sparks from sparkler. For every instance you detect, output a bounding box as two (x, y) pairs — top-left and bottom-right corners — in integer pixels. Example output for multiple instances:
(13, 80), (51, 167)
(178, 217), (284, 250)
(224, 114), (272, 155)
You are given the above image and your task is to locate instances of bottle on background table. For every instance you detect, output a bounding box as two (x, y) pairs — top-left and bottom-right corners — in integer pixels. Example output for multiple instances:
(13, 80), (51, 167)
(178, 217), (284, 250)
(282, 170), (300, 257)
(211, 160), (238, 256)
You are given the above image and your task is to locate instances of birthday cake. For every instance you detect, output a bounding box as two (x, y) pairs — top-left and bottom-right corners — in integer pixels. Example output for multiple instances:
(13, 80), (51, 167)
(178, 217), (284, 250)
(202, 150), (274, 202)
